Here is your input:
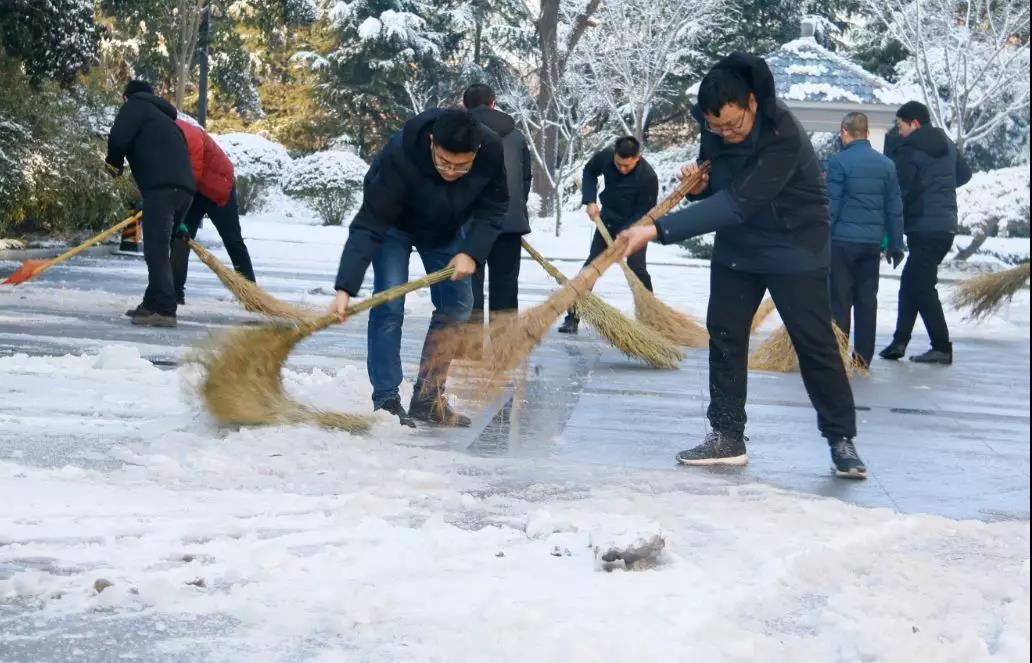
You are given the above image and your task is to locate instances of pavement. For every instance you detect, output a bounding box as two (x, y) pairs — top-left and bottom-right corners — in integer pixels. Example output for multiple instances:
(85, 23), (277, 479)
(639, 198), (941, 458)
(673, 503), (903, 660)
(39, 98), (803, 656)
(1, 243), (1029, 523)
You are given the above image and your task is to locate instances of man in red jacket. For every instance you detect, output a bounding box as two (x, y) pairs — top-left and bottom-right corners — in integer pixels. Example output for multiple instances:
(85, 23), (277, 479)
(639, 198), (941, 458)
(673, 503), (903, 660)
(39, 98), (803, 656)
(168, 116), (256, 305)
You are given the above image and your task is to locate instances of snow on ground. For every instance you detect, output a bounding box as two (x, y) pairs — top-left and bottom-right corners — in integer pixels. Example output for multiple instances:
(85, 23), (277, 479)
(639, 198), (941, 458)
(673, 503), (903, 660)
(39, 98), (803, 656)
(2, 196), (1030, 661)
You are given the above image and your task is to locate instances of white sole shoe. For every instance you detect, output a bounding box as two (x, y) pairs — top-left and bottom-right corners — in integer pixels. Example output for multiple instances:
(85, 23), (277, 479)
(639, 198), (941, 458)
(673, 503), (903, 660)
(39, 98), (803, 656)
(832, 466), (868, 480)
(677, 454), (748, 466)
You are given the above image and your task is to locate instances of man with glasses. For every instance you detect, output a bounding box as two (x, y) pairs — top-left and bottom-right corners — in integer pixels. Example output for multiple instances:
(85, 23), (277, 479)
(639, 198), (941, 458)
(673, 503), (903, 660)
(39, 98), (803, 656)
(558, 136), (659, 334)
(332, 109), (507, 427)
(619, 53), (866, 479)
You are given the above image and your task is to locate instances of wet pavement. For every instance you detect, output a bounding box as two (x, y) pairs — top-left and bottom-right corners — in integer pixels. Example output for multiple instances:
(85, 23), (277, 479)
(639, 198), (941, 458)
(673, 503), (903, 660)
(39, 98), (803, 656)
(2, 244), (1029, 523)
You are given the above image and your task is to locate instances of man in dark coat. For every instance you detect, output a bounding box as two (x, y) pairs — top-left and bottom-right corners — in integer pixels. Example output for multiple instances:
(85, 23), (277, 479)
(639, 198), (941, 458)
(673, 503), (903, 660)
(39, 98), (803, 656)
(826, 112), (905, 368)
(106, 80), (196, 327)
(462, 84), (532, 332)
(558, 136), (658, 334)
(620, 53), (866, 479)
(880, 101), (972, 365)
(332, 109), (507, 427)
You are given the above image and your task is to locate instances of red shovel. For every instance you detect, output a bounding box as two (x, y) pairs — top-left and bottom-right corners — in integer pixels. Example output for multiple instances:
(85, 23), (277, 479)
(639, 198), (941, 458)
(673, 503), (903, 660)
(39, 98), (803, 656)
(3, 212), (142, 285)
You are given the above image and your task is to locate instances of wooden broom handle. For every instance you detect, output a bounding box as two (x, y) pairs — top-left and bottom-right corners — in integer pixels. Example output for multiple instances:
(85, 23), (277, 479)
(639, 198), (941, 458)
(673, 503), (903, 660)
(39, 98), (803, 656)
(307, 267), (458, 331)
(32, 211), (143, 276)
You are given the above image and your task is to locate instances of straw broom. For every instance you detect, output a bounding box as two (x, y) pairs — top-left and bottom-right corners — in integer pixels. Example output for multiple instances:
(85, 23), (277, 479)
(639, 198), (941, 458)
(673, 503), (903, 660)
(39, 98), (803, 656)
(521, 239), (683, 369)
(588, 212), (709, 349)
(951, 262), (1030, 320)
(194, 267), (457, 431)
(185, 238), (318, 322)
(750, 297), (776, 333)
(748, 322), (867, 377)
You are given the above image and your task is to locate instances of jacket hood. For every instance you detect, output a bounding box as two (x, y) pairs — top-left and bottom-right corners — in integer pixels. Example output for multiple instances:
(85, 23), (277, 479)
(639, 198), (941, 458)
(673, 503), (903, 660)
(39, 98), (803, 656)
(468, 105), (514, 137)
(691, 52), (779, 126)
(903, 125), (950, 158)
(129, 92), (178, 120)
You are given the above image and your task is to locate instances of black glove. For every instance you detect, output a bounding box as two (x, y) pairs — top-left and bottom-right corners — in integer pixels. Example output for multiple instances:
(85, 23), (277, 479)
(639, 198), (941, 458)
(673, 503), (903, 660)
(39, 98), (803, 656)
(887, 250), (904, 269)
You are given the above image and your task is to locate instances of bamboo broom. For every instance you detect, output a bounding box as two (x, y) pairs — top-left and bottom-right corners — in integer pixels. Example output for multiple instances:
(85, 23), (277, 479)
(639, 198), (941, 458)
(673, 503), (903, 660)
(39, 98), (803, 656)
(589, 215), (709, 348)
(185, 238), (318, 322)
(951, 263), (1030, 320)
(194, 267), (457, 431)
(521, 239), (683, 368)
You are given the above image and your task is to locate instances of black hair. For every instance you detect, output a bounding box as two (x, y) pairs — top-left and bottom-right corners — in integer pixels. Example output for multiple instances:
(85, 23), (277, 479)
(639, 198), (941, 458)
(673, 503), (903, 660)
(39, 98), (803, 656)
(614, 136), (641, 158)
(841, 112), (869, 138)
(123, 79), (154, 97)
(896, 101), (931, 125)
(696, 68), (752, 117)
(432, 108), (483, 153)
(462, 83), (495, 110)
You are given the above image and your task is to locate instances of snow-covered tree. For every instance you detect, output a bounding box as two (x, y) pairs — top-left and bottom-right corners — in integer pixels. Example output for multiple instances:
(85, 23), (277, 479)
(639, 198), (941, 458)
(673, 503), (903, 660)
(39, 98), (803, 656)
(863, 0), (1030, 155)
(577, 0), (722, 142)
(0, 0), (101, 88)
(214, 131), (290, 212)
(282, 149), (368, 225)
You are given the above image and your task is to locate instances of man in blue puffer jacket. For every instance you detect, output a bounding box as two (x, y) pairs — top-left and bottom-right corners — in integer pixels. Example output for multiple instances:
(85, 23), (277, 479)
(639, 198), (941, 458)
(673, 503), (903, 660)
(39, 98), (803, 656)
(826, 112), (904, 368)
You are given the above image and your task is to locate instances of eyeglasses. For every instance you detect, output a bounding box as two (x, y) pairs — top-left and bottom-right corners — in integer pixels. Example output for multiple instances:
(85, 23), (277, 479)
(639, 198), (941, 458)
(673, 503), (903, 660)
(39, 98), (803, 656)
(431, 138), (476, 176)
(704, 109), (751, 137)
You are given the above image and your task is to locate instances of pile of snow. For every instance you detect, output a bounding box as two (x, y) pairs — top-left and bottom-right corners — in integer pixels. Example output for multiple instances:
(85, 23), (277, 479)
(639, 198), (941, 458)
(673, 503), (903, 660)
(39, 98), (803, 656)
(213, 132), (291, 184)
(958, 166), (1031, 237)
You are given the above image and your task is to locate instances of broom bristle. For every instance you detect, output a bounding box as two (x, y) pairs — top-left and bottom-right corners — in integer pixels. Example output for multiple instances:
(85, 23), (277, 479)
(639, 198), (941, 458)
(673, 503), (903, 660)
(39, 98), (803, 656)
(189, 240), (317, 322)
(748, 323), (867, 377)
(951, 263), (1030, 320)
(623, 264), (709, 348)
(751, 297), (776, 333)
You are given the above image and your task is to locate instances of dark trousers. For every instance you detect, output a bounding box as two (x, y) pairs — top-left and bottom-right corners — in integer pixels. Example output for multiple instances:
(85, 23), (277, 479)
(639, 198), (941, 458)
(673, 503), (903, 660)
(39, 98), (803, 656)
(830, 241), (881, 367)
(141, 187), (193, 316)
(567, 227), (652, 319)
(708, 263), (857, 440)
(170, 188), (255, 298)
(892, 231), (953, 351)
(471, 232), (522, 316)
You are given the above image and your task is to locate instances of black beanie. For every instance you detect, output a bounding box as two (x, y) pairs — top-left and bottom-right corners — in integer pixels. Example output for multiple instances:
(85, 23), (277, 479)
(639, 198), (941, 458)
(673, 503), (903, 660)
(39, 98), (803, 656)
(896, 101), (931, 125)
(123, 79), (154, 97)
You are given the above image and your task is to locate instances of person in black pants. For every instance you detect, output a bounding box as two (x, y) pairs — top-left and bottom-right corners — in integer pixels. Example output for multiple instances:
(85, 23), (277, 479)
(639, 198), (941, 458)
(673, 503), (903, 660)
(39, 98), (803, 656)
(620, 53), (866, 479)
(462, 84), (532, 345)
(106, 80), (195, 328)
(880, 101), (972, 365)
(559, 136), (658, 334)
(825, 112), (905, 368)
(170, 187), (256, 303)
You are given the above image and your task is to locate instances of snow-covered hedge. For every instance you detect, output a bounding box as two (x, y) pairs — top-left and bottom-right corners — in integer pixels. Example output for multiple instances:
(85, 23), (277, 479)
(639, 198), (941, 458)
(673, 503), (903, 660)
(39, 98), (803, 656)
(214, 133), (292, 214)
(958, 166), (1031, 238)
(282, 150), (368, 225)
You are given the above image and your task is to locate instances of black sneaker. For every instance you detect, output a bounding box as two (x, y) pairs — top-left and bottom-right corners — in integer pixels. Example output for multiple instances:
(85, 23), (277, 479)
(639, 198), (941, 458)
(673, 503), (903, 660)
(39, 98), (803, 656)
(409, 395), (472, 427)
(879, 342), (906, 360)
(557, 314), (579, 334)
(909, 345), (952, 365)
(829, 438), (867, 479)
(676, 431), (748, 466)
(376, 397), (415, 428)
(130, 312), (177, 328)
(125, 304), (148, 318)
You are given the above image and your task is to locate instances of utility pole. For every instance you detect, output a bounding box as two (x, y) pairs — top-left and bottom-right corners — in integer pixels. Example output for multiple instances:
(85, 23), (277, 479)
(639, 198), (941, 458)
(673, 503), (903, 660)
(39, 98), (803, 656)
(197, 6), (211, 127)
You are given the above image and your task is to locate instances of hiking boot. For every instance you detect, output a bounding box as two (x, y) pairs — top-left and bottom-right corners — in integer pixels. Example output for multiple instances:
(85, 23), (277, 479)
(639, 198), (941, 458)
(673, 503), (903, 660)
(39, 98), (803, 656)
(130, 312), (177, 328)
(409, 395), (471, 427)
(909, 345), (952, 365)
(676, 431), (748, 466)
(878, 342), (906, 360)
(558, 313), (579, 334)
(376, 397), (415, 428)
(829, 438), (867, 479)
(125, 303), (148, 318)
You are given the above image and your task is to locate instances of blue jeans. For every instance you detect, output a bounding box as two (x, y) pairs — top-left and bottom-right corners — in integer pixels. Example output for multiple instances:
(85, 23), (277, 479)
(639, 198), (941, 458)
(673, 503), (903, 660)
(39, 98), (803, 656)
(367, 227), (473, 408)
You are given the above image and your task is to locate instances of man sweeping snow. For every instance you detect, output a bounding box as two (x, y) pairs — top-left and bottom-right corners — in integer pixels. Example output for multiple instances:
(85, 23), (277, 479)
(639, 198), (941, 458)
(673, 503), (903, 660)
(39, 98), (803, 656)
(619, 53), (866, 479)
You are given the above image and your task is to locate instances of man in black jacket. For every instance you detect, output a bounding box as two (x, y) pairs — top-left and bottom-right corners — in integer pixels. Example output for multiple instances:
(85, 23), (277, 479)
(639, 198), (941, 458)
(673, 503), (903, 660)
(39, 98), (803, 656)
(331, 109), (507, 427)
(879, 101), (972, 365)
(620, 53), (865, 479)
(558, 136), (658, 334)
(462, 84), (532, 333)
(106, 80), (195, 328)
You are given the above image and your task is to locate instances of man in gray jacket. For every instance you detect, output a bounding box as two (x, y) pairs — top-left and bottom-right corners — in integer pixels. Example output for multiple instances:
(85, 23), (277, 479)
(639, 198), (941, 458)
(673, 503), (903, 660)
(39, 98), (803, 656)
(826, 112), (904, 368)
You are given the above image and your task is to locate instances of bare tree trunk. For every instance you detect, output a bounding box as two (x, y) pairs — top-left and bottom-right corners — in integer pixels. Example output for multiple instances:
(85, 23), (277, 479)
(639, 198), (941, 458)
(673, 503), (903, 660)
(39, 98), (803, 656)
(534, 0), (560, 217)
(173, 0), (207, 109)
(954, 233), (990, 261)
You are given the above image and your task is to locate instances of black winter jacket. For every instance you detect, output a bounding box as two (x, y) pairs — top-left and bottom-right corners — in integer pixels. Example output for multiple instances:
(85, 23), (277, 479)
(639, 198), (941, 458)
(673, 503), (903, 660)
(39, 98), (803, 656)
(654, 53), (830, 274)
(106, 92), (195, 194)
(581, 149), (659, 231)
(468, 105), (531, 235)
(888, 126), (972, 234)
(334, 109), (508, 295)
